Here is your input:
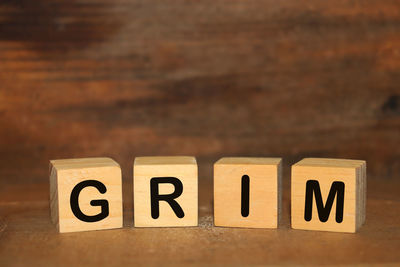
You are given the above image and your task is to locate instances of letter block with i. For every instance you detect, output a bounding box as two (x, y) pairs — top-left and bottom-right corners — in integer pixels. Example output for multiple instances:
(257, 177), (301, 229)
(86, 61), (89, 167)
(291, 158), (366, 233)
(49, 157), (123, 233)
(133, 156), (198, 227)
(214, 157), (282, 228)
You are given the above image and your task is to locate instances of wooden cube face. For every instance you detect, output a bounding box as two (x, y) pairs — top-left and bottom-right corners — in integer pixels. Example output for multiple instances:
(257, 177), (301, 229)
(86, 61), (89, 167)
(49, 157), (123, 233)
(214, 157), (282, 228)
(133, 156), (198, 227)
(291, 158), (366, 233)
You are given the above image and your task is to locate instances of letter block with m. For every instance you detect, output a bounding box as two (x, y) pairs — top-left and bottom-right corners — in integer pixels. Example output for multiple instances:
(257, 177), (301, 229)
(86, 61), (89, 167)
(50, 158), (123, 233)
(291, 158), (366, 233)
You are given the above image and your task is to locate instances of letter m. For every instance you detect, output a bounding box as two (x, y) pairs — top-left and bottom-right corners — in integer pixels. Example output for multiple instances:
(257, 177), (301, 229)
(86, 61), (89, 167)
(304, 180), (345, 223)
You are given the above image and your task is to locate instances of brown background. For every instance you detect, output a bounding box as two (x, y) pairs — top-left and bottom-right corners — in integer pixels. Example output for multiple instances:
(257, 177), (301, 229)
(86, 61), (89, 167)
(0, 0), (399, 266)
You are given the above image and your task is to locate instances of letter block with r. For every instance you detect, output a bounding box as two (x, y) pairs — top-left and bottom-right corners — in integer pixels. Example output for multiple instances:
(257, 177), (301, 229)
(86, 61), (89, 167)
(133, 156), (198, 227)
(49, 157), (123, 233)
(291, 158), (366, 233)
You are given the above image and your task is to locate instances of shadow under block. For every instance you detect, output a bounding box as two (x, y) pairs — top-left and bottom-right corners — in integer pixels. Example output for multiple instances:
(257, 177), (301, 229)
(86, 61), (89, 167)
(49, 157), (123, 233)
(214, 157), (282, 228)
(133, 156), (198, 227)
(291, 158), (366, 233)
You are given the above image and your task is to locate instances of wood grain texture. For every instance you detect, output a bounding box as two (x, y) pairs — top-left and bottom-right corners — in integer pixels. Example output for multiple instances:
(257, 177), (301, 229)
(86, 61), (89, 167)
(0, 0), (399, 264)
(291, 158), (366, 233)
(1, 177), (400, 266)
(50, 157), (123, 233)
(0, 0), (399, 190)
(214, 157), (282, 228)
(133, 156), (198, 227)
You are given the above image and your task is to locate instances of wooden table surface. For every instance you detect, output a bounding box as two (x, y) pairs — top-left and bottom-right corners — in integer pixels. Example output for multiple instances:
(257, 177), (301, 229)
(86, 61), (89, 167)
(0, 0), (399, 265)
(1, 174), (400, 266)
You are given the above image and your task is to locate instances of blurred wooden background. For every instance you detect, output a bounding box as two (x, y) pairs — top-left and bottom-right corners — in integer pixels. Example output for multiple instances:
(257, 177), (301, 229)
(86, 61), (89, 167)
(1, 1), (400, 266)
(1, 0), (399, 188)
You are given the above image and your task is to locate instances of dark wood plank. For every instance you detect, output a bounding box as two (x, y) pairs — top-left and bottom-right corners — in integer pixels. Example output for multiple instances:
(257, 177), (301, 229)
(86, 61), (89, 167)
(1, 2), (399, 182)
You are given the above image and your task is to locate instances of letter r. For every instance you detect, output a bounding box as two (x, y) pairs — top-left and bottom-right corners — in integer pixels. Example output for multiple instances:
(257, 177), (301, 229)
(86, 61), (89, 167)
(150, 177), (185, 219)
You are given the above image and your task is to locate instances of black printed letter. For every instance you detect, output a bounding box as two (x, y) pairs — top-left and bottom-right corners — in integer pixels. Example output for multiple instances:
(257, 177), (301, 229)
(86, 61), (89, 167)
(150, 177), (184, 219)
(241, 175), (250, 217)
(70, 180), (109, 222)
(304, 180), (345, 223)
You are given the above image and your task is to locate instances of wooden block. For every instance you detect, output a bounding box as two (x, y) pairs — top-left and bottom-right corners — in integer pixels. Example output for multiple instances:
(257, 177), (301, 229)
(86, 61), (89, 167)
(214, 157), (282, 228)
(133, 156), (198, 227)
(49, 157), (123, 233)
(291, 158), (367, 233)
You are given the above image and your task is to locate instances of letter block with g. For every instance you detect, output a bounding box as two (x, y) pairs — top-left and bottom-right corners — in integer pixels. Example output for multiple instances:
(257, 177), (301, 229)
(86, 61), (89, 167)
(49, 157), (123, 233)
(291, 158), (366, 233)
